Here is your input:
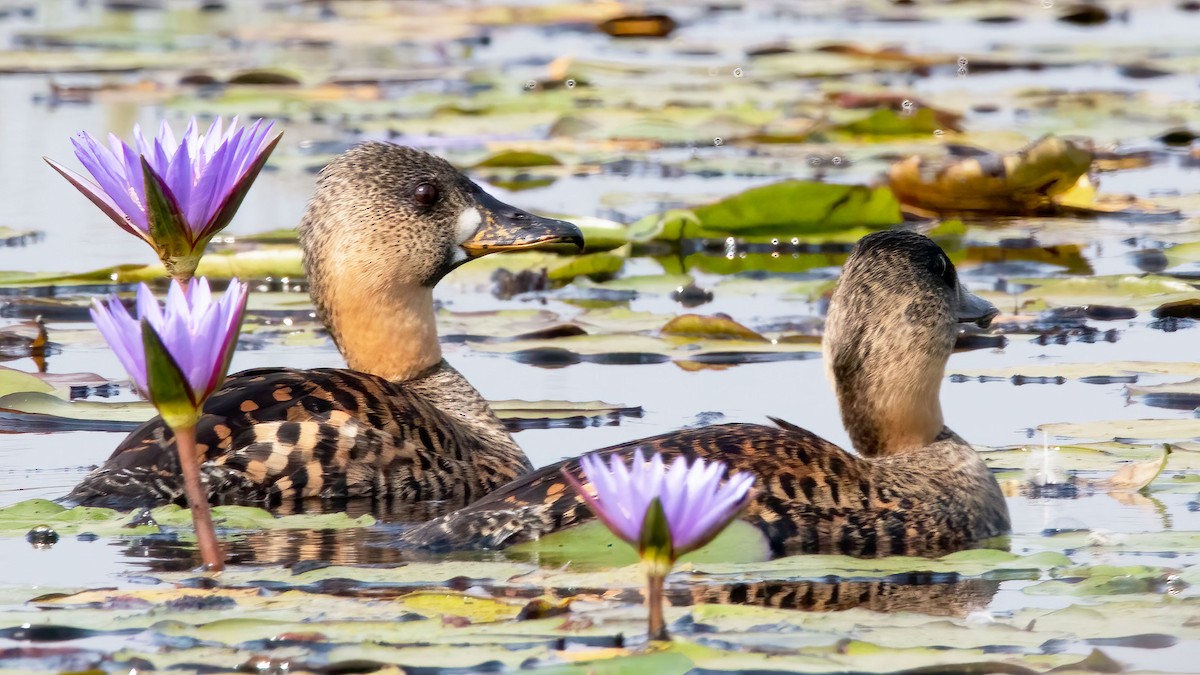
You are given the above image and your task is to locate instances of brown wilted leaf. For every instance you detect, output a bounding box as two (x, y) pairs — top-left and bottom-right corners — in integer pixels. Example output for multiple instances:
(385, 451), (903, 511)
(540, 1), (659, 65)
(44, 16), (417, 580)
(887, 135), (1093, 214)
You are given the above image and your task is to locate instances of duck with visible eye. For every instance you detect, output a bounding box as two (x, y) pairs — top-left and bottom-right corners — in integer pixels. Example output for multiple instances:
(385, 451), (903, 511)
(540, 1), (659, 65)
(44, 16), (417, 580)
(402, 231), (1011, 557)
(64, 143), (583, 516)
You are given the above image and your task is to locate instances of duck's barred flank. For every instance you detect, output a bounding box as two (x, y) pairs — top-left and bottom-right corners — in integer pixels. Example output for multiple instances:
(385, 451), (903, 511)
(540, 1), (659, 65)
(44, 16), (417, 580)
(401, 231), (1011, 558)
(65, 363), (531, 517)
(399, 421), (1010, 557)
(65, 143), (584, 517)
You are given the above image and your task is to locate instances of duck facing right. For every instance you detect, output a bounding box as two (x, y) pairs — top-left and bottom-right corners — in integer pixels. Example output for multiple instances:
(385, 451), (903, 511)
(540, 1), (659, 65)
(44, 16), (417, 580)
(401, 230), (1011, 557)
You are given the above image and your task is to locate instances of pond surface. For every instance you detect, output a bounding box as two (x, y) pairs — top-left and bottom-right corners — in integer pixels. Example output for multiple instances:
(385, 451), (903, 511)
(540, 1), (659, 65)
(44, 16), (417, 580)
(0, 0), (1198, 672)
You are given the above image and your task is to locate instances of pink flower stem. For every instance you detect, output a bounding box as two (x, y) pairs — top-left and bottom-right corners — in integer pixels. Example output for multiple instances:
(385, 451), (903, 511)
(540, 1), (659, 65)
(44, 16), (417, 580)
(174, 424), (224, 571)
(645, 571), (668, 641)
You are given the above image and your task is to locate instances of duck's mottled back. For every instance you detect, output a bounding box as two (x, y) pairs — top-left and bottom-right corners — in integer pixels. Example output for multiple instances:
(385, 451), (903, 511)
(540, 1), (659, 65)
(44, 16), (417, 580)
(66, 143), (582, 511)
(398, 230), (1010, 556)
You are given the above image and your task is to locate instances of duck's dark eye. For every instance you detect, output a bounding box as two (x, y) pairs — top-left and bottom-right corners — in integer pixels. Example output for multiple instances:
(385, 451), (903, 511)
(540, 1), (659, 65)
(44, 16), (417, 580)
(414, 182), (439, 207)
(936, 255), (957, 288)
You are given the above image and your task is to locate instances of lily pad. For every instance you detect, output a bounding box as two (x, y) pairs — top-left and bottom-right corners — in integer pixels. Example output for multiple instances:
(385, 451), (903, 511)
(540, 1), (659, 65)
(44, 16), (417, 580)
(628, 181), (902, 241)
(0, 500), (374, 536)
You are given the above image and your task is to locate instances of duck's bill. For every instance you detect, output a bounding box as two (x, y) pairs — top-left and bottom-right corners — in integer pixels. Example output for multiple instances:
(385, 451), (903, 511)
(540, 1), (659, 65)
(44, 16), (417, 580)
(460, 190), (584, 257)
(957, 289), (999, 328)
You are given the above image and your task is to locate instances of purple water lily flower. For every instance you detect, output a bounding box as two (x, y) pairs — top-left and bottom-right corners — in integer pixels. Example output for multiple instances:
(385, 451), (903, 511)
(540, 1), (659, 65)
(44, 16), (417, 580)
(46, 117), (281, 281)
(90, 277), (248, 412)
(89, 277), (247, 572)
(564, 449), (755, 559)
(563, 449), (754, 641)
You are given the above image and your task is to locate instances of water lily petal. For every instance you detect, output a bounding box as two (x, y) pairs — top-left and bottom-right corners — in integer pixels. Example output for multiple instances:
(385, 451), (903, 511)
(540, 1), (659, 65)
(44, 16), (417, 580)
(565, 451), (756, 561)
(49, 117), (280, 266)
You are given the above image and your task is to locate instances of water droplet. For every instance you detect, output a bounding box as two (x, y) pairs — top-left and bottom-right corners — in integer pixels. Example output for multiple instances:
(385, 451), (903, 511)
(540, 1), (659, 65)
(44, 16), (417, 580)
(713, 137), (723, 146)
(831, 156), (842, 165)
(26, 525), (58, 549)
(957, 56), (969, 67)
(525, 80), (537, 90)
(901, 99), (913, 109)
(565, 79), (576, 88)
(770, 238), (779, 246)
(724, 237), (737, 259)
(808, 156), (821, 166)
(790, 237), (799, 245)
(957, 66), (968, 77)
(934, 129), (945, 137)
(732, 67), (743, 77)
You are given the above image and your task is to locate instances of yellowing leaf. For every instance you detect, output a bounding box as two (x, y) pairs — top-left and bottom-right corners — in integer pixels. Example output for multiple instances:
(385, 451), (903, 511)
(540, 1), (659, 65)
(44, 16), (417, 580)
(887, 135), (1093, 214)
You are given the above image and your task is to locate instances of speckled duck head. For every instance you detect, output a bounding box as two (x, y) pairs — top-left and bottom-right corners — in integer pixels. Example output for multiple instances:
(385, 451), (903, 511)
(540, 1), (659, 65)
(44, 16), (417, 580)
(822, 230), (997, 457)
(299, 142), (583, 382)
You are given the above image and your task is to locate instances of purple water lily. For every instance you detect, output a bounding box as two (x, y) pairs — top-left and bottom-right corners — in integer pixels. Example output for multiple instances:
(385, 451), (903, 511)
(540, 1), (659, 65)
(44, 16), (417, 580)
(562, 450), (754, 641)
(90, 277), (247, 410)
(46, 117), (281, 281)
(89, 277), (247, 572)
(565, 449), (755, 558)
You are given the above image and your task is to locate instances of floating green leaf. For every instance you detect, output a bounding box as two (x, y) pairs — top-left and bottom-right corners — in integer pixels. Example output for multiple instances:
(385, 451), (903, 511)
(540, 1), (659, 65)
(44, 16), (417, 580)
(628, 181), (902, 241)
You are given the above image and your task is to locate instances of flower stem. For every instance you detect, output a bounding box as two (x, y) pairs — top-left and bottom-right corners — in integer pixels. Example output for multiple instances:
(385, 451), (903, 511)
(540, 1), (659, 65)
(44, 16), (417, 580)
(162, 254), (198, 285)
(173, 424), (224, 571)
(645, 571), (668, 641)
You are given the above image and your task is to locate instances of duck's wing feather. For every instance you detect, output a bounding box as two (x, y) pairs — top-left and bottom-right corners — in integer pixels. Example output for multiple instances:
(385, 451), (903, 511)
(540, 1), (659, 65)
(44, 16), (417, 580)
(402, 422), (870, 555)
(64, 367), (509, 513)
(401, 422), (1007, 557)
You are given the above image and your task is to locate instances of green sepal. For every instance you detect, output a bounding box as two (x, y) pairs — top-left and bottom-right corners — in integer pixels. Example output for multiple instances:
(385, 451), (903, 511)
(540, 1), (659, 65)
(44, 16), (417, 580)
(638, 497), (675, 577)
(141, 318), (200, 431)
(141, 158), (194, 260)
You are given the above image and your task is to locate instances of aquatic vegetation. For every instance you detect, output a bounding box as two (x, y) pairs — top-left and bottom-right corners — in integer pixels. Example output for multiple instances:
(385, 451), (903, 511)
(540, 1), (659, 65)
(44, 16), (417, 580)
(89, 278), (248, 570)
(45, 117), (281, 282)
(1, 0), (1200, 671)
(563, 450), (754, 640)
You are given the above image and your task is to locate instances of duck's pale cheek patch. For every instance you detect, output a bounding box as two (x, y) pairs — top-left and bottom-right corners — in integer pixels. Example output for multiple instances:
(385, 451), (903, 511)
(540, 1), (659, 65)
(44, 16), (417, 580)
(455, 207), (483, 244)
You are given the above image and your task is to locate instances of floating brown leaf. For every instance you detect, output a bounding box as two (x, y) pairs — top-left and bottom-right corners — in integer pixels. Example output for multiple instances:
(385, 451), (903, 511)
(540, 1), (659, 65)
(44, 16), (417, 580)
(887, 135), (1093, 214)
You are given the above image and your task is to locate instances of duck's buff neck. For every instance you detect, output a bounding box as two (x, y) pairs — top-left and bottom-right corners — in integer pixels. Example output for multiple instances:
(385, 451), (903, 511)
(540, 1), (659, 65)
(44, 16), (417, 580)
(320, 275), (442, 383)
(822, 291), (954, 457)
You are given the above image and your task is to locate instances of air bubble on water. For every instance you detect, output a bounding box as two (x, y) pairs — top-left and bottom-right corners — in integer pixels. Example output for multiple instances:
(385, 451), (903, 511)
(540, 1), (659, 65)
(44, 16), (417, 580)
(808, 156), (821, 166)
(957, 56), (968, 67)
(957, 66), (968, 77)
(713, 137), (723, 146)
(732, 67), (743, 77)
(934, 129), (944, 137)
(565, 79), (576, 88)
(790, 237), (799, 245)
(525, 80), (537, 90)
(770, 238), (779, 246)
(902, 100), (913, 109)
(724, 237), (737, 259)
(831, 156), (842, 165)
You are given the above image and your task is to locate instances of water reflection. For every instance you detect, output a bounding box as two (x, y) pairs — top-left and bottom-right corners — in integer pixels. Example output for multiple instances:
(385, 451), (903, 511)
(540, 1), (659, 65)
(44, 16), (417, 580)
(116, 525), (1000, 617)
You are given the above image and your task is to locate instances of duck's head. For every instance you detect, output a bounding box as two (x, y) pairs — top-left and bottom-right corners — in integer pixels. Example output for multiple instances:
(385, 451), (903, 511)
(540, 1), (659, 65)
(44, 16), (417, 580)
(823, 230), (997, 457)
(300, 142), (583, 381)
